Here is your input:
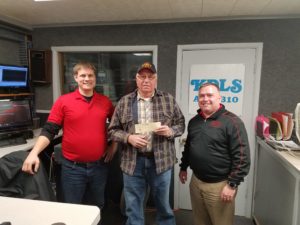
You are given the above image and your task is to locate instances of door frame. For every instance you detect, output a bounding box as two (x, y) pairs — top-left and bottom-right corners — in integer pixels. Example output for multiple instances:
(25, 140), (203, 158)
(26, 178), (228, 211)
(174, 43), (263, 217)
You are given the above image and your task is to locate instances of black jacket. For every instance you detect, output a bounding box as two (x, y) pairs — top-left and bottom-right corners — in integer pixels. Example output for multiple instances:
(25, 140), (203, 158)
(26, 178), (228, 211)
(180, 104), (250, 186)
(0, 150), (56, 201)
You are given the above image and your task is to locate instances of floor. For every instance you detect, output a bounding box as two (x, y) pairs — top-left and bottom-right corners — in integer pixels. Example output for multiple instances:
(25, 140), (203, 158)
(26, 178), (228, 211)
(101, 200), (256, 225)
(50, 155), (255, 225)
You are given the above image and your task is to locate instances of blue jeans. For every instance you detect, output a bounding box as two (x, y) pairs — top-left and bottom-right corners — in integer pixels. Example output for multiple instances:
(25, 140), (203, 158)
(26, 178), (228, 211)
(123, 156), (175, 225)
(60, 157), (108, 210)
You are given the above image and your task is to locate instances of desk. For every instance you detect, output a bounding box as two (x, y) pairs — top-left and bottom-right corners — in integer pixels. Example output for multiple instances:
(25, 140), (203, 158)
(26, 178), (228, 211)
(0, 196), (100, 225)
(278, 150), (300, 171)
(0, 129), (62, 158)
(253, 138), (300, 225)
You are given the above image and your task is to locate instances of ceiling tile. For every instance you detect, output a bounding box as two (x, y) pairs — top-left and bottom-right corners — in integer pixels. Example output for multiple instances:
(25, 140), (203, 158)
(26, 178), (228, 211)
(0, 0), (299, 28)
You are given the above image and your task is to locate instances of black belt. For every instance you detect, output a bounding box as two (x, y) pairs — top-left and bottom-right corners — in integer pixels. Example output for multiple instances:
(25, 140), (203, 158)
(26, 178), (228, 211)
(137, 152), (154, 158)
(64, 157), (102, 168)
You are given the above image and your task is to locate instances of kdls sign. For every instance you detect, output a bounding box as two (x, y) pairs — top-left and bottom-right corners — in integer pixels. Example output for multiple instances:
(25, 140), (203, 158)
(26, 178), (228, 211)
(189, 64), (245, 117)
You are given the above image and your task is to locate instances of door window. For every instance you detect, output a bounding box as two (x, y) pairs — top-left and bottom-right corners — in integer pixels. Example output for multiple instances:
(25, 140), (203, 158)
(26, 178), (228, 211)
(63, 52), (152, 104)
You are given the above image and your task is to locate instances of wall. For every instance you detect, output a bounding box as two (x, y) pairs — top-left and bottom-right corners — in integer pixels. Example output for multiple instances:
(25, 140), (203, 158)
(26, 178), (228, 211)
(0, 24), (31, 66)
(0, 39), (20, 65)
(31, 19), (300, 115)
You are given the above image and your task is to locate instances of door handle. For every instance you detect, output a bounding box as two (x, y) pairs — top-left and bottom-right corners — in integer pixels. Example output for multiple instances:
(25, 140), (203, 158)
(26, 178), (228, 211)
(179, 137), (186, 145)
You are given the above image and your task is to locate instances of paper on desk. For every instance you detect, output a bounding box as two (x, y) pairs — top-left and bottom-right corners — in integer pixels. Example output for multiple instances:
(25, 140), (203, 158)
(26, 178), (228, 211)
(266, 139), (300, 151)
(135, 122), (161, 134)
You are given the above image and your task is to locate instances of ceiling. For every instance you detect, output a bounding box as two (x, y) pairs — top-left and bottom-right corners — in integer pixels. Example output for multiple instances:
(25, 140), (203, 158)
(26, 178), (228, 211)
(1, 0), (300, 30)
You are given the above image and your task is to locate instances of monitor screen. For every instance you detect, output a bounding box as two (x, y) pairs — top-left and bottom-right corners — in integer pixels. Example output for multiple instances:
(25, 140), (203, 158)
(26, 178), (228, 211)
(0, 99), (33, 132)
(0, 64), (28, 88)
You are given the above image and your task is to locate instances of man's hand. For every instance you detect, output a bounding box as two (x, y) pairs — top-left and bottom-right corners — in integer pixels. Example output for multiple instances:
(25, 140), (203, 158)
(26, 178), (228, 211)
(220, 183), (237, 202)
(154, 125), (173, 137)
(127, 134), (148, 148)
(22, 135), (50, 175)
(179, 170), (188, 184)
(104, 142), (118, 162)
(22, 153), (40, 175)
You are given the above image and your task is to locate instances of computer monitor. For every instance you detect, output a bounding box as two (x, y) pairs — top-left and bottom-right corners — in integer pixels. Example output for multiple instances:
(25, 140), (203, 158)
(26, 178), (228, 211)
(0, 64), (29, 89)
(0, 98), (33, 133)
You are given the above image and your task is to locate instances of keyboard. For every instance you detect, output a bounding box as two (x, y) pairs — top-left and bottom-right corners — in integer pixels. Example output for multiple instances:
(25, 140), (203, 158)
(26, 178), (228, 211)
(0, 137), (27, 148)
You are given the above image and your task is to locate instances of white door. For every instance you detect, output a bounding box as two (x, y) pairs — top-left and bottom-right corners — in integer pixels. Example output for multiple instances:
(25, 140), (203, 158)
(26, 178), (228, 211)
(174, 43), (263, 217)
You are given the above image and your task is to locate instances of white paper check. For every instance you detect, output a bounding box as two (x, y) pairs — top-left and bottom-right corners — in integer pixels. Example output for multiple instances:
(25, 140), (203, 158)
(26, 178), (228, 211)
(135, 122), (161, 134)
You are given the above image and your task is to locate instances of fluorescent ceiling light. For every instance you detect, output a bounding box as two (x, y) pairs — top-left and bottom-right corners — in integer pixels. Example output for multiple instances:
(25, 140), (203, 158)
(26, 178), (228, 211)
(133, 53), (152, 56)
(34, 0), (60, 2)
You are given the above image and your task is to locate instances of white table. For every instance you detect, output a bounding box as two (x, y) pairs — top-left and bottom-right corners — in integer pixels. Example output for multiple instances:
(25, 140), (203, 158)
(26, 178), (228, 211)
(0, 196), (100, 225)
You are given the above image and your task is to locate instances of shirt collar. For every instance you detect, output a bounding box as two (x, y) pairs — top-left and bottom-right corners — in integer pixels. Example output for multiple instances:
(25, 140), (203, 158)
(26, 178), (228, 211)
(137, 90), (155, 101)
(74, 88), (94, 100)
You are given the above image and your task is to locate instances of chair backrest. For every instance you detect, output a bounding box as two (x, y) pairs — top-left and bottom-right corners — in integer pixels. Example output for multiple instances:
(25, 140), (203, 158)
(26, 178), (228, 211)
(0, 150), (56, 201)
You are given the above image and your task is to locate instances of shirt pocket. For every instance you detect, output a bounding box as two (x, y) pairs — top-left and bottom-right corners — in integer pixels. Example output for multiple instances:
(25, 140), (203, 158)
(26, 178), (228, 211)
(119, 114), (135, 133)
(162, 110), (174, 126)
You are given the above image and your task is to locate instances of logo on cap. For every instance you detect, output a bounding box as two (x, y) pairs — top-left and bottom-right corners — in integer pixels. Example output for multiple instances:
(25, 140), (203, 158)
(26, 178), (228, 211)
(138, 62), (156, 74)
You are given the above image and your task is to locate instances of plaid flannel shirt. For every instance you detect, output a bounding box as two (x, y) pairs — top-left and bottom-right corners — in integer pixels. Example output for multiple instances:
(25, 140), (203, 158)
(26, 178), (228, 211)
(108, 89), (185, 175)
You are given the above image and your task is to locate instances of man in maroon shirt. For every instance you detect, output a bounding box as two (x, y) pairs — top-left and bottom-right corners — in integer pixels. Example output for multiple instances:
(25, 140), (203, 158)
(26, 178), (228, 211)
(22, 61), (116, 217)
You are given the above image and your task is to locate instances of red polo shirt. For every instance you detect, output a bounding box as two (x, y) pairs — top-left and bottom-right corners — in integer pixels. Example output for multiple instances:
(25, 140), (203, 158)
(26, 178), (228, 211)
(47, 89), (114, 162)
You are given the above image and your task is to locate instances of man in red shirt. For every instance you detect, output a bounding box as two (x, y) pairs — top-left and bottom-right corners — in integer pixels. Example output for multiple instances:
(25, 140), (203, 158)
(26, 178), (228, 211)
(22, 61), (116, 215)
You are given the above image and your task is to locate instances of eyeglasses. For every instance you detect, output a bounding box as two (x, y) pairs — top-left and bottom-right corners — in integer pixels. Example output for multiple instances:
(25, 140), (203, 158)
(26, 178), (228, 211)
(137, 74), (157, 80)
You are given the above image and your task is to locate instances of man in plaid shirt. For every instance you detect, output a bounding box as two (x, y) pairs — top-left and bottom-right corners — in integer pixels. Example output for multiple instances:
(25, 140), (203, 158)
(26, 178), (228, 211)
(108, 62), (185, 225)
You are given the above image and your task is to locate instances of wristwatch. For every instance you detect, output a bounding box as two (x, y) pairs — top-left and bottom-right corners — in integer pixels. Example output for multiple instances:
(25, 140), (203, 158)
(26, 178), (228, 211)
(228, 181), (238, 189)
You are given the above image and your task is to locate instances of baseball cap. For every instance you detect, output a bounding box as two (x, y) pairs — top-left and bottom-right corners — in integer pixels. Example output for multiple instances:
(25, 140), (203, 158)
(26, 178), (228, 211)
(137, 62), (157, 74)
